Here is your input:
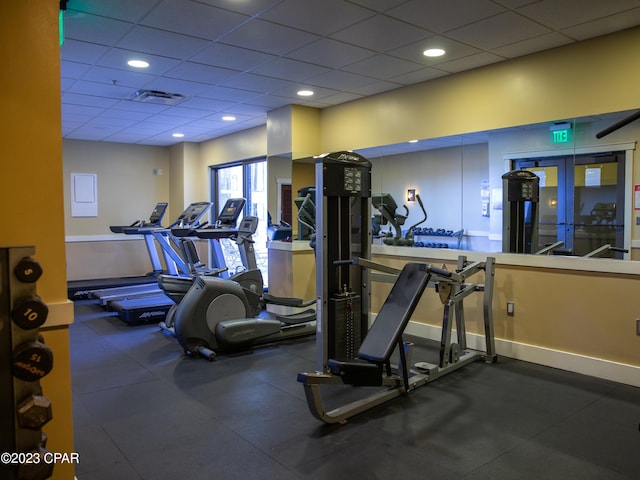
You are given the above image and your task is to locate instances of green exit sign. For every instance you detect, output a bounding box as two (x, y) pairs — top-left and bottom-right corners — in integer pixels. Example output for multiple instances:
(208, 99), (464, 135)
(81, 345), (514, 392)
(550, 123), (572, 144)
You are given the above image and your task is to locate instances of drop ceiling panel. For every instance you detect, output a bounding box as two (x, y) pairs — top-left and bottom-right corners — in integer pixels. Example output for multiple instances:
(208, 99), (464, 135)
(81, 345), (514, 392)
(115, 26), (211, 59)
(79, 66), (156, 88)
(329, 14), (432, 52)
(190, 44), (277, 71)
(62, 93), (120, 109)
(141, 77), (211, 97)
(199, 86), (264, 103)
(345, 0), (409, 12)
(517, 0), (640, 30)
(196, 0), (286, 16)
(436, 51), (505, 74)
(64, 13), (134, 44)
(219, 19), (320, 55)
(260, 0), (375, 35)
(286, 38), (377, 69)
(389, 68), (447, 86)
(341, 54), (423, 80)
(492, 32), (574, 59)
(387, 0), (505, 33)
(562, 8), (640, 40)
(59, 39), (109, 64)
(387, 36), (482, 65)
(250, 57), (332, 82)
(446, 12), (552, 50)
(221, 73), (296, 94)
(59, 1), (640, 146)
(66, 0), (160, 22)
(139, 1), (249, 40)
(95, 49), (181, 75)
(164, 62), (240, 85)
(305, 69), (380, 91)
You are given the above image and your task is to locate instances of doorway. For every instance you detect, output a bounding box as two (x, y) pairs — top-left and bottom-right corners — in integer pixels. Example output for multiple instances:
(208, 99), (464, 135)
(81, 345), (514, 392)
(515, 152), (625, 258)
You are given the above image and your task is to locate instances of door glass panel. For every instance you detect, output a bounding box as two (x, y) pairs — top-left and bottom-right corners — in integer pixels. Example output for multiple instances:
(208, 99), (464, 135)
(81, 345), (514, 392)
(573, 159), (621, 257)
(516, 152), (624, 257)
(525, 165), (560, 252)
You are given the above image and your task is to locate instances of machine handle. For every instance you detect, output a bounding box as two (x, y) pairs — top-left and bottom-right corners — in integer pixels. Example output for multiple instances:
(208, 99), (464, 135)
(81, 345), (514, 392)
(333, 259), (354, 266)
(427, 264), (452, 277)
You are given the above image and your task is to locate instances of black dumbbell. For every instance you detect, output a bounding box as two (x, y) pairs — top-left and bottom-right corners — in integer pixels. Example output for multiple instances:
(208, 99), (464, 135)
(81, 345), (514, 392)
(14, 256), (43, 283)
(12, 296), (48, 330)
(12, 340), (54, 382)
(16, 447), (54, 480)
(16, 394), (53, 429)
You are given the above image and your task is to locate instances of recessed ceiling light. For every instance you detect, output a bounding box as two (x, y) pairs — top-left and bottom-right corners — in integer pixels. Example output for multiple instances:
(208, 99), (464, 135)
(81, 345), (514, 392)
(297, 90), (314, 97)
(408, 139), (418, 143)
(222, 115), (236, 121)
(127, 59), (150, 68)
(172, 133), (184, 138)
(423, 48), (445, 58)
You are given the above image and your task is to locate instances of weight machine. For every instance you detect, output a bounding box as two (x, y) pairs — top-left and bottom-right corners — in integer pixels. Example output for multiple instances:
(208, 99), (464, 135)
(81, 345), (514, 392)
(297, 151), (497, 424)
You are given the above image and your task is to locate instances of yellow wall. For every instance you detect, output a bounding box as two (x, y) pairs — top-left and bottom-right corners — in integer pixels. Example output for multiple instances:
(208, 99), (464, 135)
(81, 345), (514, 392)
(371, 252), (640, 383)
(320, 27), (640, 152)
(200, 125), (267, 166)
(63, 140), (171, 233)
(1, 3), (75, 479)
(291, 105), (321, 158)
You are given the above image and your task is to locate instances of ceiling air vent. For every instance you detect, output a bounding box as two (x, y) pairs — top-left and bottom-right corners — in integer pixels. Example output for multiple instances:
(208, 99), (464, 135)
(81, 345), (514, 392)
(130, 89), (186, 106)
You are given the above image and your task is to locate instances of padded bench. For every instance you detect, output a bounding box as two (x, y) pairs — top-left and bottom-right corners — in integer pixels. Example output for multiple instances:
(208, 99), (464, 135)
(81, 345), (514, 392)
(328, 262), (431, 386)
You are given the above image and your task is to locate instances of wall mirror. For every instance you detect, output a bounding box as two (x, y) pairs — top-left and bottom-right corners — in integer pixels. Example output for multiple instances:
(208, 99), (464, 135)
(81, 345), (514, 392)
(353, 108), (640, 261)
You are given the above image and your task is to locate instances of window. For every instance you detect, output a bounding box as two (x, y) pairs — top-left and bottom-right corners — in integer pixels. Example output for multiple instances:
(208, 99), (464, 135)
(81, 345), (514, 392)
(211, 158), (269, 284)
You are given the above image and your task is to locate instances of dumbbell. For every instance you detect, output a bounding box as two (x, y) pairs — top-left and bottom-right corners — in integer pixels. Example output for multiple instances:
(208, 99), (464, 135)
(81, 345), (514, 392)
(12, 297), (48, 330)
(16, 394), (53, 429)
(16, 446), (54, 480)
(14, 256), (43, 283)
(12, 340), (54, 382)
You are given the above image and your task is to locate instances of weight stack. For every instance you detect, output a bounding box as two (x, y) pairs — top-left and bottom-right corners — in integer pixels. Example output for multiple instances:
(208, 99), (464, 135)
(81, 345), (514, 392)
(329, 292), (361, 360)
(0, 246), (54, 480)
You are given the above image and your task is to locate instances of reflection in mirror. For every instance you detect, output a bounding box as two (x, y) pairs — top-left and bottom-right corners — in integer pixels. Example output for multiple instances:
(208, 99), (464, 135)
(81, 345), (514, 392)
(267, 154), (292, 241)
(355, 109), (639, 260)
(291, 157), (316, 241)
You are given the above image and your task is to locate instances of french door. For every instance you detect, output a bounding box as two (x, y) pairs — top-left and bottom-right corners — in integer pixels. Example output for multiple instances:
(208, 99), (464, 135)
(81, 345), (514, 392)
(515, 152), (625, 258)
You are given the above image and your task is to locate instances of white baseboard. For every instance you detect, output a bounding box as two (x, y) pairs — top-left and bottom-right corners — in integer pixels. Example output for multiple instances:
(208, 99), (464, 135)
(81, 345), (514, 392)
(405, 320), (640, 388)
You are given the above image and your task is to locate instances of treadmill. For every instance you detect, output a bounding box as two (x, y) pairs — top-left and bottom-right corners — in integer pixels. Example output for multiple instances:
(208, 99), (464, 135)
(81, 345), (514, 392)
(67, 202), (168, 300)
(157, 198), (248, 323)
(109, 202), (212, 324)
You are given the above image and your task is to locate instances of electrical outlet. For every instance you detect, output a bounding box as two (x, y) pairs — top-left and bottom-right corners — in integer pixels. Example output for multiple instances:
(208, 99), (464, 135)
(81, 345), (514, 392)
(507, 301), (515, 316)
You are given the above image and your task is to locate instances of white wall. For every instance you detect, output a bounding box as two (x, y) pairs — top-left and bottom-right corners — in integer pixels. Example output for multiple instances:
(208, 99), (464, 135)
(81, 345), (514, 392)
(370, 142), (489, 249)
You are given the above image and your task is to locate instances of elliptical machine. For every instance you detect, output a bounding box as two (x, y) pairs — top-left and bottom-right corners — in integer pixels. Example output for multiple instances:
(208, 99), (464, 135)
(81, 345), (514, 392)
(172, 216), (316, 361)
(372, 193), (427, 246)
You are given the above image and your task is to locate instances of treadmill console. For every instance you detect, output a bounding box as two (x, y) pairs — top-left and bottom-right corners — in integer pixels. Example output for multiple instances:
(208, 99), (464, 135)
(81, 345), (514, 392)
(217, 198), (246, 227)
(238, 216), (259, 236)
(148, 202), (168, 225)
(174, 202), (212, 226)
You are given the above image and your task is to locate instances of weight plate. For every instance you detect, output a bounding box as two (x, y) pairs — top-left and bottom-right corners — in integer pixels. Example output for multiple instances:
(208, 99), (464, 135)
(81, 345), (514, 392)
(12, 341), (54, 382)
(14, 257), (43, 283)
(11, 297), (48, 330)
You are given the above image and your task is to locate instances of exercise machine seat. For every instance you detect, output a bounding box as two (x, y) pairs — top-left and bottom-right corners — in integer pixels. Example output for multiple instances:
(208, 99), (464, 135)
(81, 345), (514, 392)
(328, 263), (431, 385)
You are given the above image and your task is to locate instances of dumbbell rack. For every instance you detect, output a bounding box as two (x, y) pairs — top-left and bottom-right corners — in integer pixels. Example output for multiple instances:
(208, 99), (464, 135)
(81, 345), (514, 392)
(1, 246), (54, 480)
(413, 229), (464, 249)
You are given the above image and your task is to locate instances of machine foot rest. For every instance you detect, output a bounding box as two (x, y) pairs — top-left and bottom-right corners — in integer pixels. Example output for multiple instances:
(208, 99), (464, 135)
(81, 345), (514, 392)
(327, 358), (383, 386)
(277, 309), (316, 325)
